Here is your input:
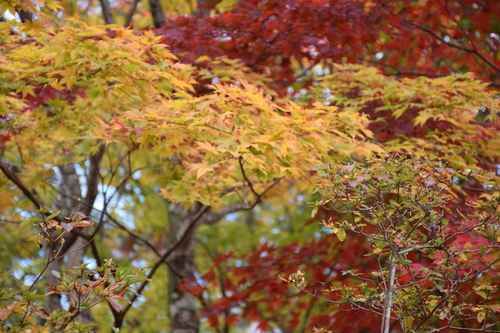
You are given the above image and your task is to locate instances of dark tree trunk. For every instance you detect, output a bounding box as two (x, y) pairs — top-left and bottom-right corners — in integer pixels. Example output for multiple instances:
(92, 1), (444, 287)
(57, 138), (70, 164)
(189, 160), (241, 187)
(148, 0), (166, 28)
(99, 0), (115, 24)
(167, 203), (201, 333)
(46, 164), (87, 330)
(165, 201), (243, 333)
(47, 146), (104, 331)
(125, 0), (141, 27)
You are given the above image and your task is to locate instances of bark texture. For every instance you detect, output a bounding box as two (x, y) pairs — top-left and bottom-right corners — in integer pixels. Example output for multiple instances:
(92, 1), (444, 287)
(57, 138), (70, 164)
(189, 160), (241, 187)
(168, 203), (202, 333)
(46, 164), (85, 329)
(99, 0), (115, 24)
(46, 146), (104, 331)
(148, 0), (166, 28)
(166, 202), (233, 333)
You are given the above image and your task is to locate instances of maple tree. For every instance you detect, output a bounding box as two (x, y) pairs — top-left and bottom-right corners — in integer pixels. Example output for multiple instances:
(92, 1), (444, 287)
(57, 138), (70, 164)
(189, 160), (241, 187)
(1, 0), (500, 332)
(293, 156), (500, 332)
(152, 0), (500, 92)
(182, 69), (500, 332)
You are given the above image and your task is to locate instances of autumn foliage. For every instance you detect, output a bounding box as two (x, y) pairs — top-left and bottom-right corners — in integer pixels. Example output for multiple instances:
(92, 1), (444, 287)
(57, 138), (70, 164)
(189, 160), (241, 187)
(156, 0), (500, 91)
(0, 0), (500, 332)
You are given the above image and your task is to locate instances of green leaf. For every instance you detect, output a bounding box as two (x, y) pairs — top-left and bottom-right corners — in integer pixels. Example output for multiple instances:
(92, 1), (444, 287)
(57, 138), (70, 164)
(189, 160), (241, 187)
(463, 242), (474, 249)
(20, 216), (44, 229)
(47, 210), (60, 221)
(52, 270), (61, 279)
(249, 146), (263, 156)
(28, 235), (48, 243)
(337, 227), (346, 242)
(311, 206), (318, 218)
(475, 290), (488, 299)
(403, 316), (414, 329)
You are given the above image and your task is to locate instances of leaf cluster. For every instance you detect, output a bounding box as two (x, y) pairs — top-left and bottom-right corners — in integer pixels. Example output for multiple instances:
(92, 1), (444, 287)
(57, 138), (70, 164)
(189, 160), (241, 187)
(302, 155), (500, 332)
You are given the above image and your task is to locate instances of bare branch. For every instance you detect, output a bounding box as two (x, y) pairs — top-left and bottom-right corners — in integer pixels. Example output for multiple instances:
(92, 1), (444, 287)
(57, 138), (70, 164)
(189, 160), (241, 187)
(117, 204), (210, 325)
(0, 160), (91, 241)
(238, 155), (283, 205)
(0, 160), (47, 215)
(83, 144), (105, 216)
(238, 156), (259, 197)
(106, 212), (161, 257)
(446, 326), (500, 332)
(115, 173), (281, 328)
(412, 23), (500, 74)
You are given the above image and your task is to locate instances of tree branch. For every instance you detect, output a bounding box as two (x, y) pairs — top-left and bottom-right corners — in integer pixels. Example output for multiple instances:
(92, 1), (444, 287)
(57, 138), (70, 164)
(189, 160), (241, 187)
(116, 204), (210, 327)
(0, 160), (46, 215)
(98, 0), (114, 24)
(238, 156), (259, 197)
(412, 23), (500, 74)
(124, 0), (141, 27)
(382, 253), (397, 333)
(0, 160), (90, 240)
(105, 212), (161, 257)
(148, 0), (166, 28)
(114, 173), (281, 328)
(83, 144), (105, 216)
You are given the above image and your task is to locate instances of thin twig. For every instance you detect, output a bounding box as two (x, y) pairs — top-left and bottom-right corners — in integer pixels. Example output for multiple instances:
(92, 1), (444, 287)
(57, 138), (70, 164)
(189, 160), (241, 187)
(238, 156), (259, 197)
(0, 161), (48, 217)
(115, 175), (282, 327)
(413, 23), (500, 74)
(106, 212), (161, 257)
(0, 160), (91, 241)
(117, 204), (211, 322)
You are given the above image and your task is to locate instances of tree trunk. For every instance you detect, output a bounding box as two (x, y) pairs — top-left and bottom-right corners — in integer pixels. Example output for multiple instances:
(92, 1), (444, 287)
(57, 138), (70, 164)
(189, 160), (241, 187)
(46, 164), (83, 330)
(47, 146), (104, 331)
(98, 0), (115, 24)
(167, 203), (201, 333)
(52, 164), (96, 329)
(165, 202), (243, 333)
(148, 0), (166, 28)
(196, 0), (223, 15)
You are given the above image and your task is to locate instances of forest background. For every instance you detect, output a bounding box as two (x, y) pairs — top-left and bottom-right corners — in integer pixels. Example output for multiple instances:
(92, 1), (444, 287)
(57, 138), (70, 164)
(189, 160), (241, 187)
(1, 0), (500, 332)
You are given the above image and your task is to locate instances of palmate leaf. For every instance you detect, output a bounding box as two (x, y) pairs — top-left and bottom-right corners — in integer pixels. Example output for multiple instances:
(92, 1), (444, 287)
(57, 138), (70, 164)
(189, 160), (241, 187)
(2, 3), (500, 332)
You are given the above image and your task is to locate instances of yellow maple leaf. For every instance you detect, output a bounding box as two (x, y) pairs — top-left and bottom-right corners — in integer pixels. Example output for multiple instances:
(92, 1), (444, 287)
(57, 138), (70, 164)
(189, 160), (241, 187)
(195, 141), (219, 155)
